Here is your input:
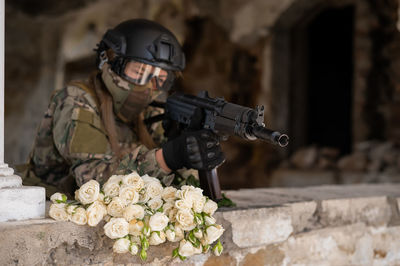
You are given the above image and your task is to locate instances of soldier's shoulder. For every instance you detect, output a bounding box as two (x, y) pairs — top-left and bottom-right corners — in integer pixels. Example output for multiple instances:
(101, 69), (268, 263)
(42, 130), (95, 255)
(52, 80), (99, 111)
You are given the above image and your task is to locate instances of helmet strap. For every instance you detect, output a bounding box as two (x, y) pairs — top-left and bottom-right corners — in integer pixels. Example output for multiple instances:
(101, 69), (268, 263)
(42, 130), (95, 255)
(98, 50), (109, 70)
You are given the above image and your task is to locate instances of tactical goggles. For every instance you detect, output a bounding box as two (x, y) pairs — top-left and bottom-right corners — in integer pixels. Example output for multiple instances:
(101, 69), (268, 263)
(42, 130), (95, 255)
(122, 60), (175, 91)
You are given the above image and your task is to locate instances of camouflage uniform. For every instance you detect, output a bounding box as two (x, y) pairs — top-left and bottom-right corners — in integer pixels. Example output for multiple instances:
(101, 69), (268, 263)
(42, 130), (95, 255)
(25, 75), (175, 197)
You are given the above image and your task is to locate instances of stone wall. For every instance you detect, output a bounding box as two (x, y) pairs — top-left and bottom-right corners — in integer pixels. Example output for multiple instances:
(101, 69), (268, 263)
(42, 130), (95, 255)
(1, 184), (400, 265)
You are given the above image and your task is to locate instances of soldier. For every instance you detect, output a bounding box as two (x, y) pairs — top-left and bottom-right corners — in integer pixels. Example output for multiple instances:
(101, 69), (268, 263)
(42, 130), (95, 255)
(23, 19), (225, 198)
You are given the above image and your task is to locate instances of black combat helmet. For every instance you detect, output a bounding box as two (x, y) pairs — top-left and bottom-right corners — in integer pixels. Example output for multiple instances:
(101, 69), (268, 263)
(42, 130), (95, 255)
(96, 19), (185, 90)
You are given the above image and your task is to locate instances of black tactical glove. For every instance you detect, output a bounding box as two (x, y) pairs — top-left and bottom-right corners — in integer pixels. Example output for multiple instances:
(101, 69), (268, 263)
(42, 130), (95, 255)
(162, 130), (225, 171)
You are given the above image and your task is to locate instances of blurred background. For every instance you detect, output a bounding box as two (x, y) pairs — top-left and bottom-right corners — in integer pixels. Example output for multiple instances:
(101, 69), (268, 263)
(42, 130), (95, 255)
(5, 0), (400, 190)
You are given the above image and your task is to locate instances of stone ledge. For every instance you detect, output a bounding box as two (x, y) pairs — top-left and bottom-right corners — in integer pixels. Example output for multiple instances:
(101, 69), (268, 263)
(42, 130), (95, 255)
(0, 184), (400, 265)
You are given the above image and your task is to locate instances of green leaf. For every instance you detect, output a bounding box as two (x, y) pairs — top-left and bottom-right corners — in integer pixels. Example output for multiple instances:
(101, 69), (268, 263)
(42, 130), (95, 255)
(172, 247), (179, 258)
(140, 248), (147, 261)
(217, 193), (236, 208)
(128, 243), (136, 254)
(194, 213), (204, 225)
(142, 224), (150, 236)
(61, 194), (67, 202)
(203, 244), (210, 253)
(140, 236), (149, 250)
(186, 175), (200, 187)
(179, 255), (187, 261)
(188, 231), (197, 245)
(212, 239), (223, 256)
(193, 238), (201, 248)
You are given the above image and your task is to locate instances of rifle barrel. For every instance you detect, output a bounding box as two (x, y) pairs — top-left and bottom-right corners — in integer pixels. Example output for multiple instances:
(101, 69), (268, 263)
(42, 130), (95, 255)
(251, 125), (289, 147)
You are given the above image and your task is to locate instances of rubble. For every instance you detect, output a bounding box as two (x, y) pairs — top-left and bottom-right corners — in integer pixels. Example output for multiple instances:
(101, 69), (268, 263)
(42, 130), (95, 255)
(274, 141), (400, 186)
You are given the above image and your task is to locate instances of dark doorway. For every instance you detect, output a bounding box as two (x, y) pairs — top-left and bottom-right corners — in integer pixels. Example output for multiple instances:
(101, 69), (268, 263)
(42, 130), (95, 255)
(306, 6), (354, 154)
(289, 5), (354, 155)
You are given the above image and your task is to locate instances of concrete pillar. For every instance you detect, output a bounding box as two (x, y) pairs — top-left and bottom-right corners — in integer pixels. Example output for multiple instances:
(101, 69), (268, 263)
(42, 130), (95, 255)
(0, 0), (45, 222)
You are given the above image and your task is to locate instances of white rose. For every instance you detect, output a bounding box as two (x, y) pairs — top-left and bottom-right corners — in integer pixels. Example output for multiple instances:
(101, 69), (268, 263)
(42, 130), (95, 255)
(66, 205), (78, 215)
(204, 224), (224, 244)
(49, 203), (68, 221)
(149, 231), (166, 245)
(50, 192), (67, 203)
(104, 214), (111, 222)
(97, 192), (105, 203)
(193, 196), (206, 213)
(187, 187), (203, 204)
(70, 207), (87, 225)
(147, 197), (163, 210)
(119, 185), (139, 205)
(123, 204), (145, 221)
(130, 235), (141, 245)
(194, 229), (203, 239)
(213, 242), (223, 256)
(193, 245), (203, 255)
(176, 210), (195, 230)
(174, 225), (184, 242)
(103, 175), (123, 198)
(107, 197), (126, 217)
(180, 186), (203, 204)
(104, 218), (129, 239)
(122, 172), (144, 191)
(161, 187), (177, 201)
(162, 201), (175, 215)
(177, 168), (198, 180)
(103, 196), (112, 205)
(178, 239), (195, 257)
(165, 229), (175, 242)
(145, 181), (163, 199)
(113, 238), (131, 253)
(168, 208), (178, 223)
(128, 219), (144, 236)
(148, 212), (169, 231)
(74, 190), (79, 201)
(203, 199), (218, 216)
(175, 199), (192, 211)
(129, 243), (139, 255)
(204, 216), (216, 226)
(141, 174), (160, 184)
(87, 201), (107, 226)
(138, 189), (150, 203)
(76, 180), (100, 205)
(177, 187), (193, 206)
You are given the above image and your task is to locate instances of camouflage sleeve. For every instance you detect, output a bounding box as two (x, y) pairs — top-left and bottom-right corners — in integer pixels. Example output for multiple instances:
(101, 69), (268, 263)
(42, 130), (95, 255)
(52, 86), (173, 187)
(116, 145), (175, 186)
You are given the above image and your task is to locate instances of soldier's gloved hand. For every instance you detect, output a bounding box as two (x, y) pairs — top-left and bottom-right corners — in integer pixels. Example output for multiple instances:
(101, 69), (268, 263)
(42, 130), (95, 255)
(161, 130), (225, 171)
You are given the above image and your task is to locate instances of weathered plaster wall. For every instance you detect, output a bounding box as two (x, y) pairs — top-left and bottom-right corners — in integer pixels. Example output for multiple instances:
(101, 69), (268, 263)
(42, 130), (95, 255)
(5, 0), (400, 188)
(1, 184), (400, 265)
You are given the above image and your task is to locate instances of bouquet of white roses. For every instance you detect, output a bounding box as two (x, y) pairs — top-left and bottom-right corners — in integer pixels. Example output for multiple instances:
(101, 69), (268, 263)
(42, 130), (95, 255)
(48, 171), (224, 260)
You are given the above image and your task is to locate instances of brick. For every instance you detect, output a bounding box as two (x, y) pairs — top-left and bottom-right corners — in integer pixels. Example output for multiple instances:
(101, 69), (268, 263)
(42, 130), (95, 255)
(223, 207), (293, 248)
(320, 197), (392, 226)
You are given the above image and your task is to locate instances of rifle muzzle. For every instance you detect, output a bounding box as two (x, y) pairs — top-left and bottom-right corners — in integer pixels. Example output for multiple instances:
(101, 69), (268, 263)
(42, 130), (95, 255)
(251, 125), (289, 147)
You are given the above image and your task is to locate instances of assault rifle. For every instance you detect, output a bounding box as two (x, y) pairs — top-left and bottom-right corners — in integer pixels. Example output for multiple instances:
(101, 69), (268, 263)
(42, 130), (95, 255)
(146, 91), (289, 201)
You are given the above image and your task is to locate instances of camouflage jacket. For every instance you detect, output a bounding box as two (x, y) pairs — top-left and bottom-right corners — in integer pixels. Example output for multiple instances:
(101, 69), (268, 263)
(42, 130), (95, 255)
(28, 78), (174, 195)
